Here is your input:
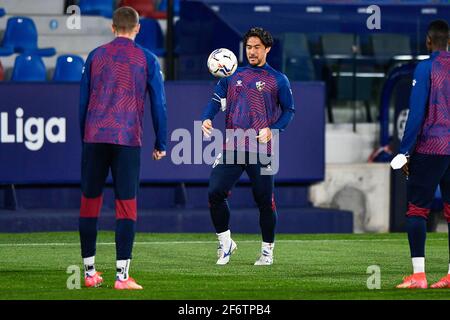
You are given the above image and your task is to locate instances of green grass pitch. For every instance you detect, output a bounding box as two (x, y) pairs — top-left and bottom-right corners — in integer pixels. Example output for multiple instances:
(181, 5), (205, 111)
(0, 232), (449, 300)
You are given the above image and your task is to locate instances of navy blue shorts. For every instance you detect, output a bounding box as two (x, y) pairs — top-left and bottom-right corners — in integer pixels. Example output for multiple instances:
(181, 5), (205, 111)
(80, 143), (141, 220)
(406, 152), (450, 222)
(81, 142), (141, 199)
(208, 151), (276, 209)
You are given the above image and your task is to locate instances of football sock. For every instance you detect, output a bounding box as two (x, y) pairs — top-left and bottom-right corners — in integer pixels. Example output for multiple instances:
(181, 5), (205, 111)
(116, 259), (131, 281)
(412, 257), (425, 274)
(79, 217), (98, 259)
(406, 216), (427, 258)
(83, 256), (96, 277)
(217, 230), (231, 243)
(259, 207), (277, 243)
(209, 198), (231, 234)
(116, 219), (136, 261)
(262, 242), (274, 257)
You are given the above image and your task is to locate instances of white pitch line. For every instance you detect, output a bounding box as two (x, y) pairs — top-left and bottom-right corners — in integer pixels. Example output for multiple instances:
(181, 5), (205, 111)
(0, 238), (445, 247)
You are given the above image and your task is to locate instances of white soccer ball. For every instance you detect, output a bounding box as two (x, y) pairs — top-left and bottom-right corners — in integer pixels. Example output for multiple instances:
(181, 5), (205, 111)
(207, 48), (238, 78)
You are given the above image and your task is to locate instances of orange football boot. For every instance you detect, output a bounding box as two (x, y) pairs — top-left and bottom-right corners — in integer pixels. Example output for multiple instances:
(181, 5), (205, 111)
(114, 277), (143, 290)
(84, 271), (103, 288)
(396, 272), (427, 289)
(430, 275), (450, 289)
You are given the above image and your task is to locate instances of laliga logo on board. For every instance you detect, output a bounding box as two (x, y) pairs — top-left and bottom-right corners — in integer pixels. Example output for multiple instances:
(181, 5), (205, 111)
(0, 108), (66, 151)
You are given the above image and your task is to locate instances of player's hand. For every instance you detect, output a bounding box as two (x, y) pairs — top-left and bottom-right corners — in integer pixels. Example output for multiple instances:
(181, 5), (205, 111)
(202, 119), (213, 137)
(256, 127), (272, 144)
(401, 157), (410, 177)
(152, 149), (166, 160)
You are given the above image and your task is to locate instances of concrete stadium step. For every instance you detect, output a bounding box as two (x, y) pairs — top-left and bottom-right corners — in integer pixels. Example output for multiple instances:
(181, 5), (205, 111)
(0, 14), (113, 36)
(0, 0), (65, 15)
(39, 34), (114, 54)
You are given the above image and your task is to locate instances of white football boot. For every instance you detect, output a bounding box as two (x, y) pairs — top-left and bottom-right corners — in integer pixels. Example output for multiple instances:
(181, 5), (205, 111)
(254, 242), (274, 266)
(216, 230), (237, 265)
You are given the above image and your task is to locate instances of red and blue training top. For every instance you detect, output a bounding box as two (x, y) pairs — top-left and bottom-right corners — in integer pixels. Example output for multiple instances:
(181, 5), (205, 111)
(202, 63), (295, 153)
(400, 50), (450, 156)
(79, 37), (167, 151)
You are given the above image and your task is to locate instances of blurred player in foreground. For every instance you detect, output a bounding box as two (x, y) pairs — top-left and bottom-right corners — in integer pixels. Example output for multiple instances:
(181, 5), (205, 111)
(395, 20), (449, 289)
(79, 7), (167, 289)
(201, 27), (295, 266)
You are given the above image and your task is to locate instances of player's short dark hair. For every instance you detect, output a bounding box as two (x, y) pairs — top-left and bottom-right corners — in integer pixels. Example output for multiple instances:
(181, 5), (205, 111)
(243, 27), (273, 48)
(112, 6), (139, 33)
(427, 19), (449, 49)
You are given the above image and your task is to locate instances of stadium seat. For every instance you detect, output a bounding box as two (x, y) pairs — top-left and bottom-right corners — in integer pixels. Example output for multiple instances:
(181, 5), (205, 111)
(52, 55), (84, 82)
(282, 33), (315, 81)
(158, 0), (180, 15)
(119, 0), (167, 19)
(321, 33), (358, 57)
(320, 34), (374, 122)
(79, 0), (114, 18)
(0, 8), (5, 17)
(0, 47), (14, 57)
(0, 17), (56, 57)
(135, 18), (165, 56)
(11, 54), (47, 81)
(283, 33), (310, 57)
(370, 33), (411, 66)
(320, 33), (360, 96)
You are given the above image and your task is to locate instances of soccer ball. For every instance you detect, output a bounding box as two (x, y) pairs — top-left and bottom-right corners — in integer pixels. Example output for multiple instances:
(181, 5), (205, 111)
(207, 48), (238, 78)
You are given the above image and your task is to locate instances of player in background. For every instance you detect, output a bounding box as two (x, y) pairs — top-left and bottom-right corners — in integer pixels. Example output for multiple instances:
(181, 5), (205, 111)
(79, 7), (167, 289)
(201, 27), (295, 265)
(395, 20), (449, 289)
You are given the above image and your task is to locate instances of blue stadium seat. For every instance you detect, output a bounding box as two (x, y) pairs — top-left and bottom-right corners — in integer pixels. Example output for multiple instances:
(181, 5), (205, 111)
(0, 47), (14, 57)
(79, 0), (114, 18)
(11, 54), (47, 81)
(321, 33), (358, 57)
(158, 0), (180, 15)
(370, 33), (411, 66)
(320, 33), (374, 121)
(52, 55), (84, 82)
(1, 17), (56, 57)
(282, 33), (315, 81)
(0, 7), (13, 56)
(135, 18), (165, 57)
